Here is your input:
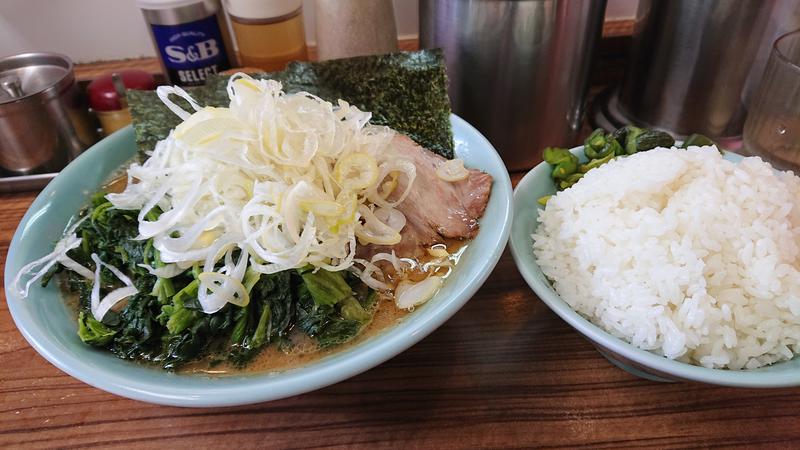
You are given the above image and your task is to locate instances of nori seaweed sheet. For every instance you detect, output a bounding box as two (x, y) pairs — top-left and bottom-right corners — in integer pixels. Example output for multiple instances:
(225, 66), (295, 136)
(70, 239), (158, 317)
(127, 49), (454, 158)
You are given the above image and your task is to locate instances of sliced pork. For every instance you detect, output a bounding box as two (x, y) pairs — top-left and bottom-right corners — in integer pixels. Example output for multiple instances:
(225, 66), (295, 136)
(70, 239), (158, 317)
(361, 134), (493, 258)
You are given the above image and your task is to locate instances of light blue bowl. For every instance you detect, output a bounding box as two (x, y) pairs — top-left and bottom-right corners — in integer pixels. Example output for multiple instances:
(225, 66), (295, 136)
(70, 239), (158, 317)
(510, 146), (800, 387)
(4, 115), (512, 406)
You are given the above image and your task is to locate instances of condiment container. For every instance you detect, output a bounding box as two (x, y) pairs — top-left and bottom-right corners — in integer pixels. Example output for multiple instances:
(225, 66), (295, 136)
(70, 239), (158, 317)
(314, 0), (398, 60)
(420, 0), (606, 171)
(0, 53), (98, 175)
(88, 70), (156, 136)
(225, 0), (307, 71)
(137, 0), (235, 86)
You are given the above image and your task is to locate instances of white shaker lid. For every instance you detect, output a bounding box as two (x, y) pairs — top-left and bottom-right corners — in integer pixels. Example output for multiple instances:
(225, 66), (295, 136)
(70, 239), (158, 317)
(224, 0), (302, 19)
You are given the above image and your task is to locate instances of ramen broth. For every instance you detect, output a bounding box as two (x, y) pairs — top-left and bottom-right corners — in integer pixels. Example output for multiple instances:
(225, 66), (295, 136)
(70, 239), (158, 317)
(182, 240), (468, 375)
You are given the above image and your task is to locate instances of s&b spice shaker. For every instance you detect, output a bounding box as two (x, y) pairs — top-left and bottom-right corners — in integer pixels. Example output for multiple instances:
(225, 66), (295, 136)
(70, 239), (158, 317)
(137, 0), (235, 86)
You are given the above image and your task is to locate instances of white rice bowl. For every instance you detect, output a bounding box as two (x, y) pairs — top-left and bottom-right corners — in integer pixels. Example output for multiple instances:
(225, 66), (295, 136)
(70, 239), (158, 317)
(532, 146), (800, 370)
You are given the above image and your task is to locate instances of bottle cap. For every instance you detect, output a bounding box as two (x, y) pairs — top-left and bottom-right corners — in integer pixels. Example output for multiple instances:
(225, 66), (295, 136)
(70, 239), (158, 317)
(224, 0), (302, 20)
(87, 70), (156, 112)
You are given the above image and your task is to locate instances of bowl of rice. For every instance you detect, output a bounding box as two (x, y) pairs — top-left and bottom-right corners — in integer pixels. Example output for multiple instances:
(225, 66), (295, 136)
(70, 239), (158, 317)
(510, 145), (800, 386)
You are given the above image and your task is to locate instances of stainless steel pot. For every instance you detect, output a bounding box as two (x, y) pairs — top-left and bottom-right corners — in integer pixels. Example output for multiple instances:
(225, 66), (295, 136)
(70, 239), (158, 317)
(0, 53), (98, 175)
(420, 0), (606, 170)
(615, 0), (794, 140)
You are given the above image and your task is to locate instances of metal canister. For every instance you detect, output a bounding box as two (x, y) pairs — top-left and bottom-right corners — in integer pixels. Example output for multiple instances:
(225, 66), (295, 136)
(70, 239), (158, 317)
(0, 53), (98, 175)
(137, 0), (235, 86)
(612, 0), (796, 141)
(420, 0), (607, 171)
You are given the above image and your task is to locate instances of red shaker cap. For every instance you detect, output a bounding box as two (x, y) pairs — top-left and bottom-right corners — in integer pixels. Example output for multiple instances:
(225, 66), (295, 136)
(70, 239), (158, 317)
(87, 70), (156, 111)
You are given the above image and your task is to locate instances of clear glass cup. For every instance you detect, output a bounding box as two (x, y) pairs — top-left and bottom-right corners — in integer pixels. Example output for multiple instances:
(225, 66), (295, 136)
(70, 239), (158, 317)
(743, 30), (800, 170)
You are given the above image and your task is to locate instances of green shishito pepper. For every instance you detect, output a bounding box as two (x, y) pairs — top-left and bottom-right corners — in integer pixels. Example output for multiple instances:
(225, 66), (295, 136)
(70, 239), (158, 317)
(543, 146), (573, 165)
(558, 172), (584, 190)
(682, 133), (716, 148)
(551, 157), (578, 179)
(579, 151), (615, 173)
(635, 130), (675, 152)
(624, 126), (645, 155)
(584, 128), (606, 159)
(543, 147), (579, 180)
(539, 125), (716, 208)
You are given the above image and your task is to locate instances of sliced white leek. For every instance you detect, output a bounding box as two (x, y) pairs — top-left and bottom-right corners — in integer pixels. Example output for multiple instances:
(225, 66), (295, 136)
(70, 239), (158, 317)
(21, 73), (430, 315)
(395, 276), (443, 309)
(435, 158), (469, 182)
(90, 253), (139, 321)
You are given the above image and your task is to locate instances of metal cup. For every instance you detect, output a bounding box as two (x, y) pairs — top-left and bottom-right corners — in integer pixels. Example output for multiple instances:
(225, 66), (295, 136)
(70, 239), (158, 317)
(420, 0), (606, 170)
(0, 53), (97, 175)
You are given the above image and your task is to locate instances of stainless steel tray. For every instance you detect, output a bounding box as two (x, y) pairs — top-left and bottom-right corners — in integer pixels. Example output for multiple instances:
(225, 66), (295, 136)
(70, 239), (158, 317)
(0, 172), (57, 193)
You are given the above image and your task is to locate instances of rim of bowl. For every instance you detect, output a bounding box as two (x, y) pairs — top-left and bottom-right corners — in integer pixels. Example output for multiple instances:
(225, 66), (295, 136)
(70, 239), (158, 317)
(5, 115), (513, 406)
(509, 146), (800, 388)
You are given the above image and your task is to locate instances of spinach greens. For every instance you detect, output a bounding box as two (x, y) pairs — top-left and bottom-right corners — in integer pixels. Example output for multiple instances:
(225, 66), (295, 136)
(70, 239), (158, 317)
(47, 193), (378, 370)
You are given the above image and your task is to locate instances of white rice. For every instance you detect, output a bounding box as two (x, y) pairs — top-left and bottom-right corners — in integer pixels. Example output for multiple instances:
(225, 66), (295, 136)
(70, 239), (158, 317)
(532, 146), (800, 369)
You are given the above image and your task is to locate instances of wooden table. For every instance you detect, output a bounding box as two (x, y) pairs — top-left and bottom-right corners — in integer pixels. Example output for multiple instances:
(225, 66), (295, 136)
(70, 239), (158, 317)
(3, 177), (800, 449)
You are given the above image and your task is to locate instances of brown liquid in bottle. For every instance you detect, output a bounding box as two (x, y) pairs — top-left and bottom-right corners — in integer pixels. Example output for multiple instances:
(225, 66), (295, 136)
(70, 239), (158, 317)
(230, 11), (307, 72)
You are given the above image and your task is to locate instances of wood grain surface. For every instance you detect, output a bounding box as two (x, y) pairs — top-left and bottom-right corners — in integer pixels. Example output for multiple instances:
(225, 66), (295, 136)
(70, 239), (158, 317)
(3, 174), (800, 449)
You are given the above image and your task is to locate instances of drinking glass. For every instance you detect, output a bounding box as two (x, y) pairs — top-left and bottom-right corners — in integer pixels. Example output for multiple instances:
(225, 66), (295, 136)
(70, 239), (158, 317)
(743, 30), (800, 170)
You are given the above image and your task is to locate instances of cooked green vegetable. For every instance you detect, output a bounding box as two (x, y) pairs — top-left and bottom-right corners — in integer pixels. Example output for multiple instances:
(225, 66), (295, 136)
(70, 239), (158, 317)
(605, 136), (623, 158)
(543, 147), (579, 180)
(623, 126), (645, 155)
(584, 129), (607, 159)
(536, 195), (552, 206)
(539, 125), (720, 207)
(77, 312), (117, 346)
(551, 154), (579, 179)
(558, 173), (584, 190)
(611, 126), (629, 147)
(157, 292), (200, 335)
(300, 267), (354, 306)
(294, 270), (376, 348)
(634, 130), (675, 152)
(543, 147), (573, 165)
(579, 151), (615, 173)
(45, 195), (378, 370)
(682, 133), (717, 148)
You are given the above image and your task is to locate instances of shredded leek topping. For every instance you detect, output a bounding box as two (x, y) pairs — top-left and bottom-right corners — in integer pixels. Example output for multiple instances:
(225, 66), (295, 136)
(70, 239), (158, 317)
(12, 74), (461, 320)
(108, 74), (421, 314)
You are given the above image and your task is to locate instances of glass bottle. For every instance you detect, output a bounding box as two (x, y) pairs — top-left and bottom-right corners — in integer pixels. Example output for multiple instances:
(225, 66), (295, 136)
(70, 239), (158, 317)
(225, 0), (307, 72)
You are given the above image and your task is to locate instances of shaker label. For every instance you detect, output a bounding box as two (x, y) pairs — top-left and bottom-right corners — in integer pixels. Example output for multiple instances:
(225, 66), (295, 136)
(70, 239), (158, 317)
(150, 15), (231, 86)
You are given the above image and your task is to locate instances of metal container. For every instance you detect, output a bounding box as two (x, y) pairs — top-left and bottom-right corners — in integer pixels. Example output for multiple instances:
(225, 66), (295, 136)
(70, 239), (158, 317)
(0, 53), (97, 175)
(314, 0), (398, 60)
(616, 0), (782, 140)
(420, 0), (606, 171)
(138, 0), (235, 86)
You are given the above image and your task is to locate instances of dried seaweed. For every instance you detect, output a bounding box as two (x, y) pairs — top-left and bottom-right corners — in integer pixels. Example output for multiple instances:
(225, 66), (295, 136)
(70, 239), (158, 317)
(127, 49), (453, 158)
(127, 89), (182, 153)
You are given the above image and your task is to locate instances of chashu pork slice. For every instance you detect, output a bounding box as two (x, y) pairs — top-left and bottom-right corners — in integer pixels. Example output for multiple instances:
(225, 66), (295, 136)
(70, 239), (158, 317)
(361, 134), (493, 259)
